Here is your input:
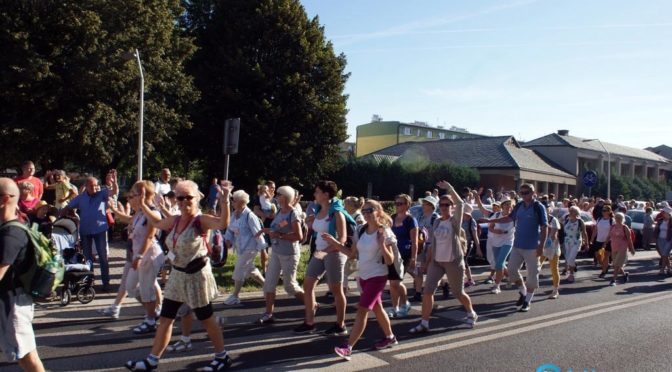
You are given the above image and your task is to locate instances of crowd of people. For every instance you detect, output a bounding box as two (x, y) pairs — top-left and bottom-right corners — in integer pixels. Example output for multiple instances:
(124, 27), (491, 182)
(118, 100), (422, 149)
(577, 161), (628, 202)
(1, 161), (671, 371)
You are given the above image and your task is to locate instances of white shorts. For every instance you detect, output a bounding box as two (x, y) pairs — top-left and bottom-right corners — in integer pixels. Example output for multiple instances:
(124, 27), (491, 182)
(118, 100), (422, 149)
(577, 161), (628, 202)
(0, 292), (37, 362)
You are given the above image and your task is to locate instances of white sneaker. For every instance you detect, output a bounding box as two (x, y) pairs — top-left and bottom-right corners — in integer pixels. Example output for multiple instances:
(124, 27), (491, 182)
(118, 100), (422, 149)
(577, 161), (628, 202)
(549, 289), (559, 299)
(97, 306), (120, 319)
(223, 295), (241, 305)
(466, 312), (478, 328)
(490, 286), (501, 294)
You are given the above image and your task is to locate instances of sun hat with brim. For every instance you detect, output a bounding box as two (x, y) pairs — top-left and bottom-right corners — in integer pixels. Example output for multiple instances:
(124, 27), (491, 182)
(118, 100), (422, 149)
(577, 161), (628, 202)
(464, 204), (474, 215)
(420, 196), (438, 208)
(663, 206), (672, 215)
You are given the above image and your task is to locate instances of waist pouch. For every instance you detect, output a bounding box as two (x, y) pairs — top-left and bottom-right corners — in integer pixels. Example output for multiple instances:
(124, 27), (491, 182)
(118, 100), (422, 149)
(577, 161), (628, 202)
(173, 256), (207, 274)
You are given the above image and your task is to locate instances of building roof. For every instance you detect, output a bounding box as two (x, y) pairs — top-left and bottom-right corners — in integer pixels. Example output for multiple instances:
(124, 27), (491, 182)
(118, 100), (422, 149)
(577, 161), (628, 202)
(646, 145), (672, 160)
(368, 136), (574, 178)
(524, 132), (669, 163)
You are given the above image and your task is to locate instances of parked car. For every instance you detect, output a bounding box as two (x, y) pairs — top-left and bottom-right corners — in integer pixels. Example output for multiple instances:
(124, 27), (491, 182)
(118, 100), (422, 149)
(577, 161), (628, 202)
(625, 209), (658, 249)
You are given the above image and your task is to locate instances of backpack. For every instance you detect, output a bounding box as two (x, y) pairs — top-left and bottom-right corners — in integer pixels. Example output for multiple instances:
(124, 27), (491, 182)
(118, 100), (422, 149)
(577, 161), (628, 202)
(417, 214), (437, 254)
(358, 224), (404, 276)
(0, 221), (65, 298)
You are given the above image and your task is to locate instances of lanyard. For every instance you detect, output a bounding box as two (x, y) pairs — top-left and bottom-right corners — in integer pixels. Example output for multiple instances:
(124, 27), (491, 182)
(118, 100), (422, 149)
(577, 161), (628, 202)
(172, 216), (195, 248)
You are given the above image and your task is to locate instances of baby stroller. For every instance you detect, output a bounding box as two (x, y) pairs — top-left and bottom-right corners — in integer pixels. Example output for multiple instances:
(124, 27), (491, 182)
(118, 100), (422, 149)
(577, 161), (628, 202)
(49, 217), (96, 306)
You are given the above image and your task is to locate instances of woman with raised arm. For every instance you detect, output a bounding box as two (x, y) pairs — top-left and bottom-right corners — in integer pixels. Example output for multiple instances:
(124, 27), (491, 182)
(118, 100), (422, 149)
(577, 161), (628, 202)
(125, 180), (232, 372)
(409, 181), (478, 334)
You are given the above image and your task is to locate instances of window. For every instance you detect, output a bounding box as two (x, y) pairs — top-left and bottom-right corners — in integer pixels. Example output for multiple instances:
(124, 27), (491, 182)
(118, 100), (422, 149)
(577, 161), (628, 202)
(403, 127), (411, 135)
(450, 134), (457, 140)
(438, 132), (445, 139)
(427, 131), (433, 139)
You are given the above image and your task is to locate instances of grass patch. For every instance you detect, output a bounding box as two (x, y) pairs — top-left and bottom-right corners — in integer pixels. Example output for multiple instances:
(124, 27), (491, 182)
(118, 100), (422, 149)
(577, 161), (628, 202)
(213, 246), (312, 293)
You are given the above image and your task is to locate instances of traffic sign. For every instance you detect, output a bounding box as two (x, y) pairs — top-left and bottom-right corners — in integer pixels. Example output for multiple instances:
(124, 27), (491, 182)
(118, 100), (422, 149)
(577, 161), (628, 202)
(582, 170), (598, 188)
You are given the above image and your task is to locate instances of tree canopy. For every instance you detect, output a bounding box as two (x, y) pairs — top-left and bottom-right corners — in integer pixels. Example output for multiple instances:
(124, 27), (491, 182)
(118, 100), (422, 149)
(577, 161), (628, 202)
(183, 0), (349, 191)
(0, 0), (198, 174)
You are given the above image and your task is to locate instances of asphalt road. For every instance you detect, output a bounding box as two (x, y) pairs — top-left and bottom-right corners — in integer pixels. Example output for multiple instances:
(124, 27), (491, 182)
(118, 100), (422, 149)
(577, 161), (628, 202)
(2, 246), (671, 372)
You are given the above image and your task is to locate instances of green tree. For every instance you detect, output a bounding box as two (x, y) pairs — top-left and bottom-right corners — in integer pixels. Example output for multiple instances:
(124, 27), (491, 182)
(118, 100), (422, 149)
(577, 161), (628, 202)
(0, 0), (197, 175)
(183, 0), (349, 191)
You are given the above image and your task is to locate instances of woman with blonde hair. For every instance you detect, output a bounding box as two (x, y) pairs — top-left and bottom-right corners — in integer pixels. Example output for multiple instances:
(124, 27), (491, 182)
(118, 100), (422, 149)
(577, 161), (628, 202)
(125, 180), (232, 371)
(324, 199), (398, 360)
(111, 181), (165, 334)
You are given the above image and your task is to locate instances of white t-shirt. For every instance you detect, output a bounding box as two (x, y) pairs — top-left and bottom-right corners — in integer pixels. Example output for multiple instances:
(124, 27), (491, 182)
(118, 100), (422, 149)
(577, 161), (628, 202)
(154, 181), (172, 197)
(489, 212), (515, 247)
(312, 214), (330, 251)
(596, 218), (612, 242)
(659, 220), (668, 239)
(355, 226), (394, 280)
(259, 195), (273, 211)
(433, 219), (455, 262)
(129, 212), (162, 258)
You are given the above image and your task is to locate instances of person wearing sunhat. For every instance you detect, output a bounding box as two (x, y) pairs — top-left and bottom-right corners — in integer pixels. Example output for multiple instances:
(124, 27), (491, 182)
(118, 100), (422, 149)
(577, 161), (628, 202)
(411, 195), (439, 302)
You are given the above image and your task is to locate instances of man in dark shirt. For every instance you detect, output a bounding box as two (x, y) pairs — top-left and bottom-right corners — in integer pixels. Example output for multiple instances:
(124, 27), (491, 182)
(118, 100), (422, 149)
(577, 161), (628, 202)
(0, 178), (44, 371)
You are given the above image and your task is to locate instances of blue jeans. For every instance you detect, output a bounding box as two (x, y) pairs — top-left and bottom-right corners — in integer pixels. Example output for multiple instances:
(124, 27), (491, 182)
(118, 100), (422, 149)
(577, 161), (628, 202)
(492, 244), (513, 270)
(81, 231), (110, 286)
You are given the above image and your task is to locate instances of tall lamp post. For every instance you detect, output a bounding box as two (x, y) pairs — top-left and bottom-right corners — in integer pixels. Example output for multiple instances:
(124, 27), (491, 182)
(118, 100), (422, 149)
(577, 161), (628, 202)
(123, 49), (144, 181)
(584, 139), (610, 200)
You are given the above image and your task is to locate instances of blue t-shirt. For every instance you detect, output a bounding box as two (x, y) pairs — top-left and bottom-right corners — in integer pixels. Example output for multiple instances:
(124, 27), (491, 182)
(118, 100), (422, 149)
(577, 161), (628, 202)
(391, 214), (418, 257)
(69, 188), (110, 235)
(512, 201), (547, 250)
(207, 184), (219, 203)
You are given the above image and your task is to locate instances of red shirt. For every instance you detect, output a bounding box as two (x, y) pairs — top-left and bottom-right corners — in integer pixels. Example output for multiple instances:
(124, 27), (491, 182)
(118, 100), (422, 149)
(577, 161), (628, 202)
(14, 175), (44, 200)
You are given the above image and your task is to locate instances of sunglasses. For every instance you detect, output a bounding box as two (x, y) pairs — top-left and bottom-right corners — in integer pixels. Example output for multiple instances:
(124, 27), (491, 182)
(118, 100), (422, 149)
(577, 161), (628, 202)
(395, 202), (406, 206)
(176, 195), (195, 202)
(520, 191), (531, 195)
(361, 207), (374, 214)
(439, 203), (452, 207)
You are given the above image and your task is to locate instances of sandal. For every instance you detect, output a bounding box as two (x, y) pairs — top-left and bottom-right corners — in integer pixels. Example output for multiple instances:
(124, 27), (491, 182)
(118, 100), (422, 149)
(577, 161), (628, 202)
(408, 322), (429, 334)
(125, 359), (157, 371)
(133, 321), (157, 334)
(166, 339), (193, 353)
(197, 355), (233, 371)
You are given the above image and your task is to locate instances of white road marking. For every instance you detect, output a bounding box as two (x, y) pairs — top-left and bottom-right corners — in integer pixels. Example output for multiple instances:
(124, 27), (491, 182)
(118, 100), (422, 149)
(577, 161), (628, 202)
(381, 290), (665, 353)
(394, 292), (672, 360)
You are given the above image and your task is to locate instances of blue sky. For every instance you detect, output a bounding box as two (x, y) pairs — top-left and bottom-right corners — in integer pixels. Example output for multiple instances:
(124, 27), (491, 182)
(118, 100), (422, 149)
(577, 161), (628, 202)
(301, 0), (672, 149)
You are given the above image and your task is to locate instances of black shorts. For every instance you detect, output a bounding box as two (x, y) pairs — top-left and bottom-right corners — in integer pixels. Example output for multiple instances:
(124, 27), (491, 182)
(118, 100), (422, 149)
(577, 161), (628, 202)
(590, 241), (611, 255)
(388, 255), (411, 280)
(161, 298), (213, 321)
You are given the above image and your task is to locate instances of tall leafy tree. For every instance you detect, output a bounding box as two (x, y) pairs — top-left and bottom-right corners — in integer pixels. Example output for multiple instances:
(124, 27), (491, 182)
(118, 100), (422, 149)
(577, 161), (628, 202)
(184, 0), (349, 191)
(0, 0), (197, 174)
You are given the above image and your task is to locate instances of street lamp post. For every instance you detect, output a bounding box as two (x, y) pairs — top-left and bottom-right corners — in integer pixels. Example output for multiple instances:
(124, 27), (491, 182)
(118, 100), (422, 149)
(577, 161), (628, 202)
(584, 139), (610, 200)
(123, 49), (144, 181)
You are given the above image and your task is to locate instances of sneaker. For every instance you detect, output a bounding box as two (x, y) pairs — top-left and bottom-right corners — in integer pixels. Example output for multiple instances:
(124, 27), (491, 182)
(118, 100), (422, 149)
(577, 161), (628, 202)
(133, 321), (157, 334)
(293, 322), (316, 334)
(442, 282), (450, 299)
(408, 322), (429, 334)
(567, 274), (575, 283)
(516, 292), (525, 307)
(223, 295), (240, 306)
(466, 313), (478, 328)
(254, 313), (274, 325)
(490, 286), (501, 294)
(484, 277), (494, 284)
(98, 306), (120, 319)
(374, 336), (398, 350)
(549, 289), (559, 299)
(334, 344), (352, 361)
(166, 339), (193, 353)
(519, 301), (530, 312)
(324, 323), (348, 336)
(411, 292), (423, 302)
(386, 307), (398, 318)
(609, 280), (616, 286)
(598, 271), (607, 279)
(396, 302), (412, 318)
(464, 280), (475, 288)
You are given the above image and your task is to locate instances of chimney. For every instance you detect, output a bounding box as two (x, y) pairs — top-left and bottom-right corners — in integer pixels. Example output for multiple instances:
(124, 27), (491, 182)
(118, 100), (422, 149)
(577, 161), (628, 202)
(557, 129), (569, 136)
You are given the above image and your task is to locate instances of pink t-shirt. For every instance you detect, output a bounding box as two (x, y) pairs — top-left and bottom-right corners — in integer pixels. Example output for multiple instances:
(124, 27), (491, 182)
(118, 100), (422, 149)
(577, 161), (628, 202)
(609, 224), (629, 252)
(15, 175), (44, 200)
